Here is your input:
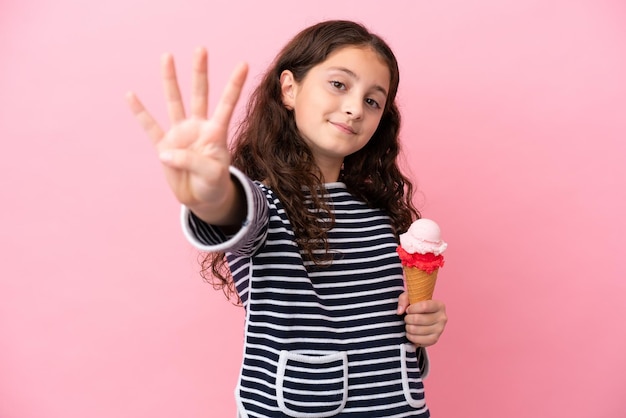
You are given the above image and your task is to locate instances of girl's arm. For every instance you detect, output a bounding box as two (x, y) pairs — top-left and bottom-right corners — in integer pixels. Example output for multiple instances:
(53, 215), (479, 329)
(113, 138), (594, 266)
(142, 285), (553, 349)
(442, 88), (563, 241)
(126, 47), (248, 228)
(181, 166), (270, 256)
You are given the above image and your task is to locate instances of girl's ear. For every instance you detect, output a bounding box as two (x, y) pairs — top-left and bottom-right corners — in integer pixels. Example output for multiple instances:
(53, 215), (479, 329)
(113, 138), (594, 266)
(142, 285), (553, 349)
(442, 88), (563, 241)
(279, 70), (296, 110)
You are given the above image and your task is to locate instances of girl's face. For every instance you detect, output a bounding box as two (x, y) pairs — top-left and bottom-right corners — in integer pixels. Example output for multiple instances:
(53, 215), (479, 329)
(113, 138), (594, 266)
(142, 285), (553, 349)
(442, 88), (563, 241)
(280, 46), (391, 181)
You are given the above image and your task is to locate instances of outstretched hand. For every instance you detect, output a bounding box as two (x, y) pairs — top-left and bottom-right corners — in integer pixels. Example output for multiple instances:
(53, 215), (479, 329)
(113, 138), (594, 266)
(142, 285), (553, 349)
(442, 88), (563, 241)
(397, 293), (448, 347)
(126, 48), (248, 224)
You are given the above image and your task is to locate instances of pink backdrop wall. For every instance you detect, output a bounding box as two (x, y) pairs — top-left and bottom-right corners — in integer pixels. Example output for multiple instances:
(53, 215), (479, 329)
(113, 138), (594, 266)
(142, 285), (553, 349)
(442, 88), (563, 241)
(1, 1), (624, 417)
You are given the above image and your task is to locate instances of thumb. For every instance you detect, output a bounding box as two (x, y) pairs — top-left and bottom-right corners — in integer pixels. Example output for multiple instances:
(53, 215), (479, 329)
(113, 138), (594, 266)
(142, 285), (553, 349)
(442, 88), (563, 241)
(397, 291), (410, 315)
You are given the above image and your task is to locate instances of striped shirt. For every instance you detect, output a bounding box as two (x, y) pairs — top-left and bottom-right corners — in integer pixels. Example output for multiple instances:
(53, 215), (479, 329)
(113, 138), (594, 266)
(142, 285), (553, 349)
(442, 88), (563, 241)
(182, 167), (430, 418)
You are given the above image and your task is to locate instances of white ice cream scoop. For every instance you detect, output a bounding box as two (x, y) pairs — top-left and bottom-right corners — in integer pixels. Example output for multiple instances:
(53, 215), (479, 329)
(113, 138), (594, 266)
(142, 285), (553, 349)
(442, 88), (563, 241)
(399, 218), (448, 255)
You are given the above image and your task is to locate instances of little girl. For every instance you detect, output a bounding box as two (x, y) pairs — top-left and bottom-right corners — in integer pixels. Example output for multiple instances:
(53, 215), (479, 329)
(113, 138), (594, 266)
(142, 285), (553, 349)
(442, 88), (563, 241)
(128, 19), (447, 418)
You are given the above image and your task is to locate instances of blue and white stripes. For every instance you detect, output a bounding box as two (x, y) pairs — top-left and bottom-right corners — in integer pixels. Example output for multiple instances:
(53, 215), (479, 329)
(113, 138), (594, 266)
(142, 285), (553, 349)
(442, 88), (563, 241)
(183, 167), (429, 417)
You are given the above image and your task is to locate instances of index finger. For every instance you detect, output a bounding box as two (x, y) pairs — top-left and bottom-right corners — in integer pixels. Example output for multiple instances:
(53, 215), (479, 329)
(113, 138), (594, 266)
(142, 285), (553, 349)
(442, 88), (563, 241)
(406, 299), (445, 314)
(125, 91), (165, 144)
(210, 62), (248, 129)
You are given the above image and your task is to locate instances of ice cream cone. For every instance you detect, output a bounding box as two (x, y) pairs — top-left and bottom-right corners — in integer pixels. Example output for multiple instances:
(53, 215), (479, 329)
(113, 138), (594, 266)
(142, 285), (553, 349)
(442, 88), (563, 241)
(404, 267), (438, 304)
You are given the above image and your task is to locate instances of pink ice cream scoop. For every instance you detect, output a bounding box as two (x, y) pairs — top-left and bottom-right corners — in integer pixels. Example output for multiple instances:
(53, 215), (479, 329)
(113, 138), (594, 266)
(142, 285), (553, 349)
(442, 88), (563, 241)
(399, 218), (448, 256)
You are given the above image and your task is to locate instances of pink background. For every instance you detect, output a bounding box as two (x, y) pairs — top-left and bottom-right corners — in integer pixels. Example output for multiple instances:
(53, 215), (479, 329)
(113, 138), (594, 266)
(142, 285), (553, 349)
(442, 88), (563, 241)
(1, 0), (625, 417)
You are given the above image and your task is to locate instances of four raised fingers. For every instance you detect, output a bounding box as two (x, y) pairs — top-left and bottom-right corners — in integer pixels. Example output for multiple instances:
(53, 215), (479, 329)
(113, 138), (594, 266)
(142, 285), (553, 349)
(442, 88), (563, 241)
(128, 49), (248, 150)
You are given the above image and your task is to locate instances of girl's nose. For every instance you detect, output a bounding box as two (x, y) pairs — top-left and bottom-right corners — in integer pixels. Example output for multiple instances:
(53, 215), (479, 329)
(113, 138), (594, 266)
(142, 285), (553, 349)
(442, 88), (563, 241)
(343, 95), (363, 119)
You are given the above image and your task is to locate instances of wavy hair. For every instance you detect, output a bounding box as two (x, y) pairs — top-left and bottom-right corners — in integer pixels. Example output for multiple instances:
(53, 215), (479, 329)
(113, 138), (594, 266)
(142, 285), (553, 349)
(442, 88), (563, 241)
(200, 20), (420, 303)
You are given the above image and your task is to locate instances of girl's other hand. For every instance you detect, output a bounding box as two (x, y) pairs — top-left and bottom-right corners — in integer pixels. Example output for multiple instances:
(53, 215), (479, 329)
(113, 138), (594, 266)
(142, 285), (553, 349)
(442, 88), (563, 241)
(126, 48), (248, 222)
(397, 294), (447, 347)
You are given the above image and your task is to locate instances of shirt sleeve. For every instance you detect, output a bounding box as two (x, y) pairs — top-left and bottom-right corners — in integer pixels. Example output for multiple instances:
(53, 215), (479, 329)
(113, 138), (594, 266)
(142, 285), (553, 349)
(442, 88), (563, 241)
(180, 166), (269, 256)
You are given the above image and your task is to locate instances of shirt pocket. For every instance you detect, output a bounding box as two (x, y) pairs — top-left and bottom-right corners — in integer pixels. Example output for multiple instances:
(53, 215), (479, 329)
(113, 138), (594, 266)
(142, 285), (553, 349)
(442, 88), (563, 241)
(400, 343), (427, 409)
(276, 350), (348, 417)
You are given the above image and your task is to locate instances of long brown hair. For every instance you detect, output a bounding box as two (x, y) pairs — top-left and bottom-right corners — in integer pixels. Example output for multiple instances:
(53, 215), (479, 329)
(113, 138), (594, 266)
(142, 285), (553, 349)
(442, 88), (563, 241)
(200, 20), (420, 302)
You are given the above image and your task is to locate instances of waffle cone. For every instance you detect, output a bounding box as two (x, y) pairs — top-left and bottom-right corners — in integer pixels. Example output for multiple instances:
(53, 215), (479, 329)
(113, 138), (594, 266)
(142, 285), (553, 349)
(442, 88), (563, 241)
(404, 267), (438, 304)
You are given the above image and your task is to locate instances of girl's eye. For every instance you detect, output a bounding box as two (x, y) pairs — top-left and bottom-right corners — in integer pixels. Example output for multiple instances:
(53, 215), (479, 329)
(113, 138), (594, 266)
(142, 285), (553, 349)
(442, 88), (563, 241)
(330, 80), (346, 90)
(365, 98), (381, 109)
